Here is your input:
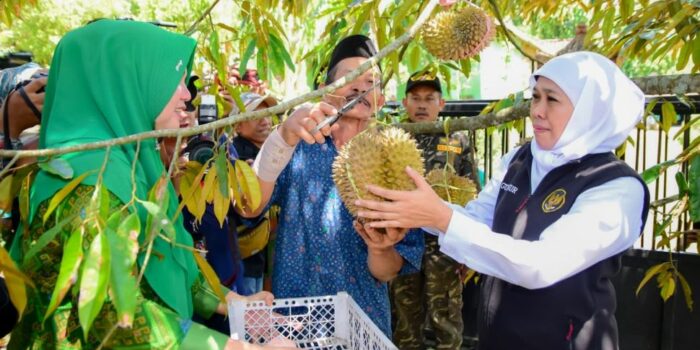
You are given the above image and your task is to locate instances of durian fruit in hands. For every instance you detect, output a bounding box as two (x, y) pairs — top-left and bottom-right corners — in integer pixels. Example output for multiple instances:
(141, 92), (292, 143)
(422, 5), (495, 61)
(425, 168), (478, 206)
(333, 127), (425, 231)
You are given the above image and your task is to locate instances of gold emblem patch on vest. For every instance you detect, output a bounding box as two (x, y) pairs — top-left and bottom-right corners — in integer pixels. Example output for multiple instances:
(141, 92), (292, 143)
(542, 188), (566, 213)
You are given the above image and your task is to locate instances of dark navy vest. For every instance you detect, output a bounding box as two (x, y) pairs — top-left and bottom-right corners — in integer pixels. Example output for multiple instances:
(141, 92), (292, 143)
(477, 144), (650, 350)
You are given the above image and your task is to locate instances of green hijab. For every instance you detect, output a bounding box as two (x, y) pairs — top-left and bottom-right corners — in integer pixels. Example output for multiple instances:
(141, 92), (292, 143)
(24, 19), (198, 318)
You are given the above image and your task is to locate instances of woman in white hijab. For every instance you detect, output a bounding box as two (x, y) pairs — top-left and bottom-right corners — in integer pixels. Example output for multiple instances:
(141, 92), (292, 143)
(354, 51), (650, 350)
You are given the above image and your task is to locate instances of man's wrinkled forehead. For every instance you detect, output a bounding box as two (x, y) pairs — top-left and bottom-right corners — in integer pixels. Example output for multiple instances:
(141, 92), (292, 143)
(333, 57), (381, 80)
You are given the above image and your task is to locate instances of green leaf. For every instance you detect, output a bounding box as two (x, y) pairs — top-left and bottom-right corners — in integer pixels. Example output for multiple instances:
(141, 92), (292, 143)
(269, 33), (295, 71)
(105, 213), (140, 328)
(643, 98), (658, 119)
(239, 38), (257, 74)
(677, 271), (694, 311)
(688, 155), (700, 222)
(141, 201), (175, 240)
(79, 231), (111, 336)
(660, 275), (676, 302)
(202, 162), (218, 204)
(209, 30), (221, 68)
(459, 59), (471, 79)
(602, 9), (615, 43)
(228, 161), (244, 213)
(38, 158), (74, 180)
(234, 159), (262, 212)
(0, 245), (30, 318)
(193, 252), (226, 307)
(438, 64), (452, 94)
(267, 38), (285, 79)
(636, 262), (670, 296)
(257, 45), (268, 84)
(672, 113), (699, 140)
(661, 101), (677, 133)
(407, 44), (421, 74)
(88, 184), (111, 220)
(44, 228), (83, 320)
(214, 150), (229, 197)
(677, 40), (692, 71)
(22, 212), (79, 267)
(0, 174), (14, 214)
(215, 22), (238, 34)
(640, 160), (676, 184)
(18, 171), (31, 227)
(619, 0), (632, 20)
(43, 172), (93, 223)
(213, 188), (229, 228)
(176, 161), (207, 221)
(213, 150), (230, 227)
(692, 33), (700, 68)
(675, 172), (689, 197)
(147, 176), (170, 213)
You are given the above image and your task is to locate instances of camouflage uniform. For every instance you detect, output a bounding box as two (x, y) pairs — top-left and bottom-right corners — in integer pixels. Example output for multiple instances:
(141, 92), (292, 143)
(390, 132), (475, 350)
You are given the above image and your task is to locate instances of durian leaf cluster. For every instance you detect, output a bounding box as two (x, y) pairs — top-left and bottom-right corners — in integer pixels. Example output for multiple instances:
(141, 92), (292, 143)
(0, 143), (262, 336)
(2, 0), (697, 95)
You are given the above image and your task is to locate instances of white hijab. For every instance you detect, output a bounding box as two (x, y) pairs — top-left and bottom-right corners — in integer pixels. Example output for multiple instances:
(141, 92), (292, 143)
(528, 51), (645, 182)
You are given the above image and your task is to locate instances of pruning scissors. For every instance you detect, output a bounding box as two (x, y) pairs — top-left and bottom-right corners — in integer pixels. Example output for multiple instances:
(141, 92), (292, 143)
(311, 82), (381, 134)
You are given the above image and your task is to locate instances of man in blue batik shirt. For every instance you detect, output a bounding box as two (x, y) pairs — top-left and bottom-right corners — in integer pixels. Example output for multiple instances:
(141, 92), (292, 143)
(241, 35), (424, 337)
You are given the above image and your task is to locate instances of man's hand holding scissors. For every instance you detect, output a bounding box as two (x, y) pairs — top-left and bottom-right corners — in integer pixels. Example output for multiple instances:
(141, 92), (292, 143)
(277, 82), (380, 147)
(278, 101), (338, 146)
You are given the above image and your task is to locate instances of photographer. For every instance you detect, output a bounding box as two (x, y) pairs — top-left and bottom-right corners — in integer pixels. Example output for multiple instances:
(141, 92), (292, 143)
(229, 92), (278, 295)
(0, 62), (46, 339)
(179, 80), (250, 334)
(0, 63), (46, 156)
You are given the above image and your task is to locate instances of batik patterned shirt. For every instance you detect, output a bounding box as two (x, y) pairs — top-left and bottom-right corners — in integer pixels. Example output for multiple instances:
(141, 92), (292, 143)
(270, 137), (424, 337)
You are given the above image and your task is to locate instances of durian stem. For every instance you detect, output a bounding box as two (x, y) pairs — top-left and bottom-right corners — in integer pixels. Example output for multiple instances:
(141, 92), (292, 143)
(442, 168), (453, 203)
(345, 160), (363, 201)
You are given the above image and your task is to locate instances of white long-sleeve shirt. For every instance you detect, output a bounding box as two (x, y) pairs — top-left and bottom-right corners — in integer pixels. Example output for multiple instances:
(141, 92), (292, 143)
(427, 147), (646, 290)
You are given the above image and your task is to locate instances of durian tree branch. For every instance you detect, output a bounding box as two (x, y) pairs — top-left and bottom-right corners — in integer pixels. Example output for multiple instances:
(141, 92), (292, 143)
(634, 74), (700, 97)
(397, 102), (530, 134)
(486, 0), (541, 64)
(0, 0), (441, 161)
(183, 0), (221, 36)
(397, 73), (700, 134)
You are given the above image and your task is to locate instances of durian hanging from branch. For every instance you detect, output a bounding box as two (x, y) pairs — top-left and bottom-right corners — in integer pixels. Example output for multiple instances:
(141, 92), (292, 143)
(425, 168), (478, 206)
(422, 2), (495, 61)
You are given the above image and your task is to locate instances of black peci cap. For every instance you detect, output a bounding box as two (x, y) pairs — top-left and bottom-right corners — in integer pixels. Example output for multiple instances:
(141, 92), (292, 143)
(317, 34), (380, 88)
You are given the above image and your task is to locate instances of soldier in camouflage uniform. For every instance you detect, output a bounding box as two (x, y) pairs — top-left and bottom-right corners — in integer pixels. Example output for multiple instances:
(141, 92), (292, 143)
(390, 72), (476, 350)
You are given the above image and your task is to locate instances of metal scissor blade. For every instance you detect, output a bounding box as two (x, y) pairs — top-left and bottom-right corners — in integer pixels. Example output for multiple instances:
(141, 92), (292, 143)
(311, 82), (381, 134)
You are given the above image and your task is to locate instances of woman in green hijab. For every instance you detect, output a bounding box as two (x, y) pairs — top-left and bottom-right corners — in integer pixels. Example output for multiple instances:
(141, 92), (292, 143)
(8, 19), (294, 350)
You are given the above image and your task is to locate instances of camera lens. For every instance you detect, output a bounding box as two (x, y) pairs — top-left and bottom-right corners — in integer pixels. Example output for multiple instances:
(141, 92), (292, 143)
(183, 137), (216, 165)
(190, 144), (215, 164)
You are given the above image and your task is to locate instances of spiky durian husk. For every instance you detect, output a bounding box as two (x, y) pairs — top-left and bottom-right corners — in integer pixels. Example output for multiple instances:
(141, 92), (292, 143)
(425, 169), (478, 206)
(422, 6), (495, 61)
(332, 127), (425, 220)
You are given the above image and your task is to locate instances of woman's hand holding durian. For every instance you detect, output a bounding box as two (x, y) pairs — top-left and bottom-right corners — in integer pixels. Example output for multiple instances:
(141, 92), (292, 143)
(355, 166), (453, 233)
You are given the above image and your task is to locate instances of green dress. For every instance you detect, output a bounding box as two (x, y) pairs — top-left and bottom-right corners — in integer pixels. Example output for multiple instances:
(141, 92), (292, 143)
(8, 19), (230, 349)
(9, 186), (229, 350)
